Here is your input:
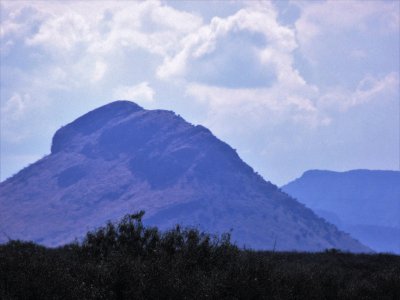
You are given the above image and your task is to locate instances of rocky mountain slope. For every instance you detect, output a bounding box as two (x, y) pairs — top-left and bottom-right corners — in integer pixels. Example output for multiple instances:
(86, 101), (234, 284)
(282, 170), (400, 253)
(0, 101), (368, 252)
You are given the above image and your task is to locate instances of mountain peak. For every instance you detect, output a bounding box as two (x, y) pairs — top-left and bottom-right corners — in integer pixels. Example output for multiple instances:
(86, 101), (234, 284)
(1, 101), (369, 252)
(51, 100), (144, 153)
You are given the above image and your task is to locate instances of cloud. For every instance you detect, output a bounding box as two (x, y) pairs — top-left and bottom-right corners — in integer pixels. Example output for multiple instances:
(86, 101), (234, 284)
(0, 0), (200, 119)
(26, 11), (91, 51)
(2, 0), (396, 130)
(0, 93), (34, 144)
(354, 73), (399, 105)
(85, 1), (202, 57)
(319, 72), (399, 111)
(113, 82), (155, 103)
(187, 70), (399, 133)
(186, 82), (326, 134)
(160, 3), (330, 130)
(91, 60), (107, 82)
(1, 93), (30, 121)
(8, 0), (202, 58)
(295, 0), (399, 60)
(156, 3), (297, 80)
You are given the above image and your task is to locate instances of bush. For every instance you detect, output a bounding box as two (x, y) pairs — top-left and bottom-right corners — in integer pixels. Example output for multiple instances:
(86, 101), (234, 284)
(1, 212), (399, 299)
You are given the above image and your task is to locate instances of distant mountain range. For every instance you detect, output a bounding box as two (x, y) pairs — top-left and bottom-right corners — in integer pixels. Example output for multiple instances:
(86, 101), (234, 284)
(0, 101), (368, 252)
(282, 169), (400, 254)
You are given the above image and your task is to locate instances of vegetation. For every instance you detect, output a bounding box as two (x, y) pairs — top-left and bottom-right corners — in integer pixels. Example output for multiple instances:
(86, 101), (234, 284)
(1, 212), (399, 299)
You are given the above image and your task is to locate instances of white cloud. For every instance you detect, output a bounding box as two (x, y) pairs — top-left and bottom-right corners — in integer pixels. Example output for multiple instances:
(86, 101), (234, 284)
(295, 0), (399, 59)
(0, 18), (23, 38)
(156, 3), (297, 80)
(1, 93), (30, 121)
(0, 93), (34, 144)
(186, 83), (326, 134)
(149, 3), (202, 33)
(0, 0), (201, 122)
(319, 72), (400, 111)
(159, 3), (330, 130)
(91, 60), (107, 82)
(0, 2), (44, 39)
(2, 0), (395, 132)
(26, 12), (91, 51)
(85, 1), (202, 57)
(9, 0), (202, 58)
(113, 82), (155, 103)
(354, 73), (399, 105)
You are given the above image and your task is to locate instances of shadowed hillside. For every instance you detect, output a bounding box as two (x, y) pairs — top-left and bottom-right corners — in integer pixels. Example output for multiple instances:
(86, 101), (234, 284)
(0, 101), (368, 252)
(282, 169), (400, 254)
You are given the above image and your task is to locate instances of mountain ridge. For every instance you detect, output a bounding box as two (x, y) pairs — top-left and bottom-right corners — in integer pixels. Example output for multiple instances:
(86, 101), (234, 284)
(282, 169), (400, 253)
(0, 100), (369, 252)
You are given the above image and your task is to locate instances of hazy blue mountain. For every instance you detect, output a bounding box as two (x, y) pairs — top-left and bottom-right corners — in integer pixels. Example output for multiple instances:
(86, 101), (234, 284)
(0, 101), (368, 252)
(282, 169), (400, 253)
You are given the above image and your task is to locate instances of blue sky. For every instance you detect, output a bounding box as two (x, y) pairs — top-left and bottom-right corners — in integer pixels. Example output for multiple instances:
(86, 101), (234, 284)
(1, 0), (399, 185)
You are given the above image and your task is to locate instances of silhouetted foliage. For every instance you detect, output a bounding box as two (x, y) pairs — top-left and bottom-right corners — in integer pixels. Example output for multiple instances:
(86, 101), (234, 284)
(1, 212), (399, 299)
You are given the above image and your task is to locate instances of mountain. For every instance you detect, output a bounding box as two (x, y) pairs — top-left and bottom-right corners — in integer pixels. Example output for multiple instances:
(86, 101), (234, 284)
(0, 101), (368, 252)
(282, 169), (400, 254)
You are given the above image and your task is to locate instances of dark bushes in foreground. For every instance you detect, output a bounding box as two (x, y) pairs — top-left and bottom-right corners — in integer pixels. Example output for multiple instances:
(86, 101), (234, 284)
(1, 212), (399, 299)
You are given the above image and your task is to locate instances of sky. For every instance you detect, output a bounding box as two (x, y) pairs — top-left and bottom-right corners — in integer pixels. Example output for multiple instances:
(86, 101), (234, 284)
(0, 0), (399, 186)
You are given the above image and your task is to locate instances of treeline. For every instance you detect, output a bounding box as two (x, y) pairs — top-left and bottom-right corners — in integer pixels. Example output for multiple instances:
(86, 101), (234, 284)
(1, 211), (399, 299)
